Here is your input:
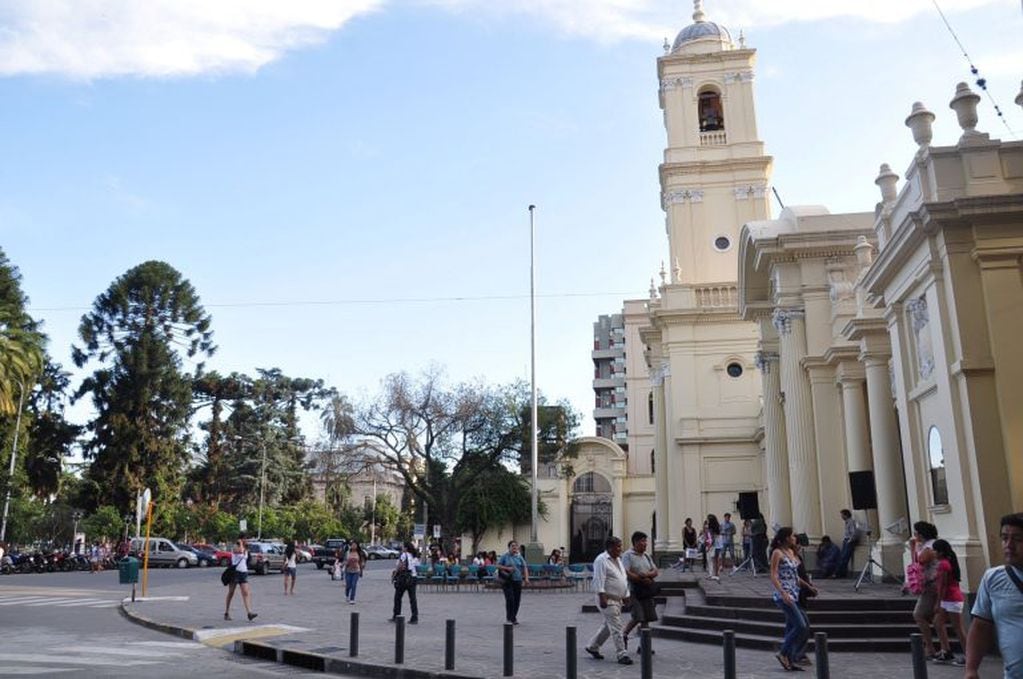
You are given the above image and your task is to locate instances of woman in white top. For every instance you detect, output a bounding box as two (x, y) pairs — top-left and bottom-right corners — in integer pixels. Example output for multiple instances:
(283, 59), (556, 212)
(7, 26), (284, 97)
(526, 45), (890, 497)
(283, 540), (298, 596)
(225, 538), (257, 621)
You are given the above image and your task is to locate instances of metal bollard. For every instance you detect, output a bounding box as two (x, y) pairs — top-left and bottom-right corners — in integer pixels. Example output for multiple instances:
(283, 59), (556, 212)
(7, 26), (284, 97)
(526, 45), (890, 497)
(814, 631), (829, 679)
(640, 629), (653, 679)
(910, 633), (928, 679)
(566, 626), (577, 679)
(445, 619), (456, 670)
(349, 611), (359, 657)
(394, 615), (405, 665)
(723, 629), (736, 679)
(503, 622), (514, 676)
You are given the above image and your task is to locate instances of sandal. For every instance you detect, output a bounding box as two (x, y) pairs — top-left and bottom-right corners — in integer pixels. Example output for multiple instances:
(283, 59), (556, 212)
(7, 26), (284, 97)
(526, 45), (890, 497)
(224, 613), (231, 621)
(775, 653), (792, 671)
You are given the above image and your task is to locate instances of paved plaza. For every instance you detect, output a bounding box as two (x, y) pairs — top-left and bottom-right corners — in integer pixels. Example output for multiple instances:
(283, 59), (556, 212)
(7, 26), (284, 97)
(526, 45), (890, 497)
(120, 564), (1005, 678)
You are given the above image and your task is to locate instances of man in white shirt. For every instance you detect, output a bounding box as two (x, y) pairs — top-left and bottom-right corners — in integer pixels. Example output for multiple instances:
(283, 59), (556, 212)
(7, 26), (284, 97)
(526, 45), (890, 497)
(584, 536), (633, 665)
(966, 512), (1023, 679)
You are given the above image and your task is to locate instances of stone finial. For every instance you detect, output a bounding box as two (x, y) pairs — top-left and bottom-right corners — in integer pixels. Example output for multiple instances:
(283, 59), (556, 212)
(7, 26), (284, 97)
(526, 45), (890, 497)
(693, 0), (706, 22)
(949, 82), (982, 140)
(875, 163), (899, 205)
(904, 102), (935, 148)
(672, 258), (682, 283)
(663, 37), (670, 54)
(738, 30), (746, 48)
(649, 278), (658, 300)
(659, 261), (667, 285)
(854, 235), (874, 268)
(1016, 80), (1023, 110)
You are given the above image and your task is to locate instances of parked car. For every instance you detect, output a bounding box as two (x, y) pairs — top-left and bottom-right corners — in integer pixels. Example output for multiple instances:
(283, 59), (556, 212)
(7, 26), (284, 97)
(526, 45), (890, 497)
(129, 537), (198, 568)
(193, 543), (232, 567)
(247, 541), (286, 575)
(179, 544), (217, 567)
(365, 544), (400, 560)
(294, 545), (312, 563)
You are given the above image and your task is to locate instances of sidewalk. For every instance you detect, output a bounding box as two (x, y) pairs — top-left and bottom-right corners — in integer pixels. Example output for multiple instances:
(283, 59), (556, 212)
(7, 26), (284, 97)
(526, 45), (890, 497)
(121, 565), (1003, 679)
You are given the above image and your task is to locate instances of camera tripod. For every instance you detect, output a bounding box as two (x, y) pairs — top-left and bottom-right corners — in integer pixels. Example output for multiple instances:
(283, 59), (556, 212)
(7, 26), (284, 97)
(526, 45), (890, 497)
(853, 531), (903, 592)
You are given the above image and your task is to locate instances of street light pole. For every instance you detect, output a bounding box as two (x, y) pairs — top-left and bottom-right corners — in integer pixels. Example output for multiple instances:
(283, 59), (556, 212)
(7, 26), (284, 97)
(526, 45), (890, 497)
(0, 382), (26, 544)
(528, 205), (540, 547)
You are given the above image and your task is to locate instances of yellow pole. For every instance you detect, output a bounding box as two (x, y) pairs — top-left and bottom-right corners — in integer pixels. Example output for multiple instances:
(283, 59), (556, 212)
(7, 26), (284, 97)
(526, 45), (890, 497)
(141, 502), (154, 597)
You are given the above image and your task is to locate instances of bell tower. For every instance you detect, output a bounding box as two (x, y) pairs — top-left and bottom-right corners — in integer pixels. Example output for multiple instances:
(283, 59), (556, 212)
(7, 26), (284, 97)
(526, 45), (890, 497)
(658, 0), (772, 284)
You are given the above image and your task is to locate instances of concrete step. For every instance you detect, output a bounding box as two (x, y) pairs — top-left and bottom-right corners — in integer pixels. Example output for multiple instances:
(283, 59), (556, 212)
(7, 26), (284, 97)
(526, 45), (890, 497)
(660, 614), (923, 639)
(682, 604), (915, 625)
(650, 626), (950, 654)
(703, 594), (916, 612)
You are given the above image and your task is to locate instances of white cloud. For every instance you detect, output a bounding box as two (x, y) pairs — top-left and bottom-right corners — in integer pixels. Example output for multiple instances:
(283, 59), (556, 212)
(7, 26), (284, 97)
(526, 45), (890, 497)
(0, 0), (384, 79)
(0, 0), (1013, 79)
(423, 0), (1013, 43)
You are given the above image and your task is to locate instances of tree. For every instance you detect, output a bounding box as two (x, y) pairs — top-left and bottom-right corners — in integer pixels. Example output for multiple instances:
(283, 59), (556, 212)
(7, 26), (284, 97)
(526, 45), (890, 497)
(356, 368), (580, 552)
(73, 261), (215, 513)
(456, 461), (536, 555)
(0, 247), (45, 416)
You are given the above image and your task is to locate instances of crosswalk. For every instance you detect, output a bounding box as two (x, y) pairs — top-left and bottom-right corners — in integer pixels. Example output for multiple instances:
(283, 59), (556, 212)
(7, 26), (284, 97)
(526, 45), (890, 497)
(0, 639), (203, 675)
(0, 593), (119, 608)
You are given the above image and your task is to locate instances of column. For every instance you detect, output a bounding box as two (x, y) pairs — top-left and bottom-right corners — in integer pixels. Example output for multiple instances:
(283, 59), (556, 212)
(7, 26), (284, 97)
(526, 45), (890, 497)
(612, 476), (624, 539)
(652, 369), (670, 551)
(662, 369), (683, 551)
(864, 354), (909, 576)
(756, 350), (791, 526)
(840, 376), (872, 472)
(773, 309), (822, 536)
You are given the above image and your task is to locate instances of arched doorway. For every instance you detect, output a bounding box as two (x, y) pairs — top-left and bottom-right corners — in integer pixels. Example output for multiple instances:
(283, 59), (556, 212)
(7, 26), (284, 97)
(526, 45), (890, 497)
(570, 472), (613, 564)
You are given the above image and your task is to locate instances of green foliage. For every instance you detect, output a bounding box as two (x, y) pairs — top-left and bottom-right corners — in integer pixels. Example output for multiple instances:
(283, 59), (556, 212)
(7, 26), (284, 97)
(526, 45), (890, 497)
(456, 462), (535, 555)
(365, 493), (401, 542)
(73, 261), (215, 513)
(82, 505), (126, 543)
(0, 247), (45, 416)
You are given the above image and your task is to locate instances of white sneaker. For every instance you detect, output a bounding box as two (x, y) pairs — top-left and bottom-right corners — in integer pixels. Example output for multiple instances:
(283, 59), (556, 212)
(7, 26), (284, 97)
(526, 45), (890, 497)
(348, 599), (355, 605)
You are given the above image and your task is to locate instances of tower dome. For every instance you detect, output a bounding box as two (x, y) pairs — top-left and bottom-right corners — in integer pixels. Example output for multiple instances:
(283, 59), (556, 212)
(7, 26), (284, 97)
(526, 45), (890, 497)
(671, 0), (733, 54)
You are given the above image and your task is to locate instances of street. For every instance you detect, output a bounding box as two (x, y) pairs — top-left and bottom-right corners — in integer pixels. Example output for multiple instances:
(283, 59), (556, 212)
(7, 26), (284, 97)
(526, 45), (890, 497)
(0, 562), (332, 677)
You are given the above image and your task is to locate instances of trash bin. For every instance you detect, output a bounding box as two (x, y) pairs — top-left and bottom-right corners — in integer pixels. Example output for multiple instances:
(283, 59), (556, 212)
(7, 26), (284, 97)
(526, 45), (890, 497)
(118, 556), (139, 584)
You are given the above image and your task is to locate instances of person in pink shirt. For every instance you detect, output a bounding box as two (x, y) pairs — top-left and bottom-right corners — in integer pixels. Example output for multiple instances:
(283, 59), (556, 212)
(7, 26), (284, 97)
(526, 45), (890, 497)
(931, 539), (966, 666)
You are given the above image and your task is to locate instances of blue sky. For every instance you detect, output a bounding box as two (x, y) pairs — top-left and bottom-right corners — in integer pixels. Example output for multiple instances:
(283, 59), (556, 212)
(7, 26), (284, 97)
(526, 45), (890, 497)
(1, 0), (1020, 445)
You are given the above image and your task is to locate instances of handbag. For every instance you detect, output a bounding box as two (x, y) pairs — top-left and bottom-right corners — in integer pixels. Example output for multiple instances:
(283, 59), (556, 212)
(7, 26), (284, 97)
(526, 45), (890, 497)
(905, 561), (925, 594)
(632, 578), (660, 600)
(220, 564), (236, 586)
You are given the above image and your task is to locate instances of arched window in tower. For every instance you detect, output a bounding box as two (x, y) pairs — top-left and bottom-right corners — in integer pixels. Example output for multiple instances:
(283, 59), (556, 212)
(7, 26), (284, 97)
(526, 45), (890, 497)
(698, 88), (724, 132)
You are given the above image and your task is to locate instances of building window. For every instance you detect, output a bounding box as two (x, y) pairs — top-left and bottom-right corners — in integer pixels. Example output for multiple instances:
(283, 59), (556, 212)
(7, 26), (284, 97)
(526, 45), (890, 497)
(698, 89), (724, 132)
(650, 449), (655, 474)
(714, 235), (732, 252)
(927, 426), (949, 505)
(726, 362), (743, 378)
(648, 392), (654, 424)
(573, 472), (611, 494)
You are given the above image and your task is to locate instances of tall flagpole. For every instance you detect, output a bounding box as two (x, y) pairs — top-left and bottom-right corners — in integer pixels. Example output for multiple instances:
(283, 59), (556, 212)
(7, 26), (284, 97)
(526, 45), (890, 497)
(528, 205), (539, 545)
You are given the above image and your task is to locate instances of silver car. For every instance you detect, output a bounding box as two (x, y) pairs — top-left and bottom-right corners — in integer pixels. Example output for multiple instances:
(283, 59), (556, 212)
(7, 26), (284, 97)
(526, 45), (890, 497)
(129, 537), (199, 568)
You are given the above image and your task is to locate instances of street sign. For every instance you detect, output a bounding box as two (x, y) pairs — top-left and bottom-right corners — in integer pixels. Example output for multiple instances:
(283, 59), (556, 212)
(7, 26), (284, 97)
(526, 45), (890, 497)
(239, 519), (247, 532)
(414, 523), (425, 536)
(433, 524), (441, 539)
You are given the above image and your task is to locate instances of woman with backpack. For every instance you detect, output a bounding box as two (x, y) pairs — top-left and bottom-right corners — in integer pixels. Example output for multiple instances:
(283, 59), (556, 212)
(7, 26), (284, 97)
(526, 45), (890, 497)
(931, 539), (966, 665)
(391, 542), (419, 624)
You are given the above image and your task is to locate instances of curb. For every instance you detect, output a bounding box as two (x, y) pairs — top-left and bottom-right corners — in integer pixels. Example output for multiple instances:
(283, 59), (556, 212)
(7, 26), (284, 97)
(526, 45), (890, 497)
(118, 601), (197, 640)
(120, 601), (482, 679)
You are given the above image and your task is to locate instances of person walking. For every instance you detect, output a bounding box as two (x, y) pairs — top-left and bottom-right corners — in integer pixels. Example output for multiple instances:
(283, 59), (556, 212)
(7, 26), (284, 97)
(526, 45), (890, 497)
(224, 538), (257, 621)
(769, 527), (816, 671)
(835, 509), (861, 578)
(283, 539), (298, 595)
(720, 513), (737, 568)
(909, 521), (940, 659)
(965, 512), (1023, 679)
(344, 540), (366, 604)
(622, 531), (659, 655)
(391, 542), (419, 624)
(584, 536), (633, 665)
(930, 539), (966, 665)
(497, 540), (528, 624)
(741, 519), (752, 563)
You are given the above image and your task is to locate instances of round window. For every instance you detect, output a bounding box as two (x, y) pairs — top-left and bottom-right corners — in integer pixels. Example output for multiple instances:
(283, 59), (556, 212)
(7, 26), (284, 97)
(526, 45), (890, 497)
(726, 362), (743, 378)
(714, 236), (731, 252)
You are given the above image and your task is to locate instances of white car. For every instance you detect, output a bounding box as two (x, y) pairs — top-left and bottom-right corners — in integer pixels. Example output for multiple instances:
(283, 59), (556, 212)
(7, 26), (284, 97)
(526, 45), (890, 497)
(364, 544), (400, 560)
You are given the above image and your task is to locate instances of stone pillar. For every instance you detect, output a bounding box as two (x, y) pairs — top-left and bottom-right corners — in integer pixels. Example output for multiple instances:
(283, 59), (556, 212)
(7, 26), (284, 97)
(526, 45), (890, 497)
(773, 309), (822, 536)
(662, 369), (683, 551)
(839, 375), (872, 472)
(864, 354), (909, 575)
(652, 370), (670, 551)
(756, 350), (791, 526)
(612, 476), (624, 539)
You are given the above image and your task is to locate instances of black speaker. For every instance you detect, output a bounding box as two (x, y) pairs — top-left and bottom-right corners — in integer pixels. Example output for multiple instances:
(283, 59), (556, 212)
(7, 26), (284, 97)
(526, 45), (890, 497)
(849, 470), (878, 510)
(737, 492), (760, 520)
